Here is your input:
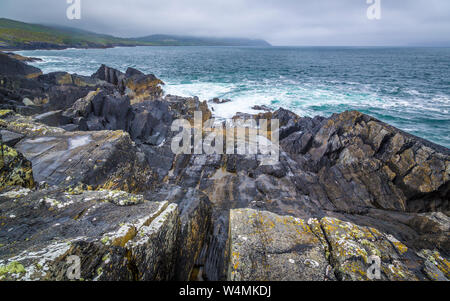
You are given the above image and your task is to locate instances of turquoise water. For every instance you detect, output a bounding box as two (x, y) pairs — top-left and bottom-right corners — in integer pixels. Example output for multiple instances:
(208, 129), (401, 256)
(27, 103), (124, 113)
(17, 46), (450, 148)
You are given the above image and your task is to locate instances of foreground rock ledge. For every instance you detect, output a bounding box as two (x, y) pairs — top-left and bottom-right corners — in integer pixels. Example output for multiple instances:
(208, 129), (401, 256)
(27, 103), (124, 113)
(0, 185), (212, 281)
(228, 209), (449, 281)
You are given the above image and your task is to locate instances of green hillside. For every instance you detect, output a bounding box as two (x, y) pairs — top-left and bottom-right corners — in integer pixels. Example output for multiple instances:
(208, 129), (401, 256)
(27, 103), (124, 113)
(0, 18), (152, 50)
(0, 18), (271, 50)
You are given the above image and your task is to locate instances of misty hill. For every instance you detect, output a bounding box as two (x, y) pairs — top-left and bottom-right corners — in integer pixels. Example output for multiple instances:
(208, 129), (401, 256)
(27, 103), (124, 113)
(0, 18), (151, 50)
(0, 18), (271, 50)
(132, 34), (271, 46)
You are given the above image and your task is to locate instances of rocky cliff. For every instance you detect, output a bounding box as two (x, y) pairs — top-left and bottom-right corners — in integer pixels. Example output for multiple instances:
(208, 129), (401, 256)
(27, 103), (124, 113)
(0, 54), (448, 281)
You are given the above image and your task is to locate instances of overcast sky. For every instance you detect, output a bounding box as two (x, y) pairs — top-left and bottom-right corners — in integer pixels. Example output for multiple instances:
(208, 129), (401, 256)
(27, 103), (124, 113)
(1, 0), (450, 46)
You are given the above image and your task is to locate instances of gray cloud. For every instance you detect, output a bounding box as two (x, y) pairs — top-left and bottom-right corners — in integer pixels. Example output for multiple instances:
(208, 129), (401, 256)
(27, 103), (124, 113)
(1, 0), (450, 46)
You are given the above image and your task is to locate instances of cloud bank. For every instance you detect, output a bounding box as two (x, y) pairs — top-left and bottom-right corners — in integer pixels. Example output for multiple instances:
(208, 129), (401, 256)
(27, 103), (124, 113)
(1, 0), (450, 46)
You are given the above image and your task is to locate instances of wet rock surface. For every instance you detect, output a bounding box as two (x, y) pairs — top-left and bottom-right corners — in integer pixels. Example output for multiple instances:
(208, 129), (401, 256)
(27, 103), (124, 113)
(0, 53), (449, 281)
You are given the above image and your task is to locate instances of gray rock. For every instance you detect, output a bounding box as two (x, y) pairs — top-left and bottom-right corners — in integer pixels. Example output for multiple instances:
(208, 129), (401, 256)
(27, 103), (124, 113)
(0, 52), (42, 78)
(0, 187), (180, 281)
(251, 105), (272, 112)
(210, 98), (231, 104)
(228, 209), (332, 281)
(0, 130), (24, 147)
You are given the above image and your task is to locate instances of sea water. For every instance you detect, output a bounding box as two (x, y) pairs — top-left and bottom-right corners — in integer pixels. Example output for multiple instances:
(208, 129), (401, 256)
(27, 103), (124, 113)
(17, 46), (450, 148)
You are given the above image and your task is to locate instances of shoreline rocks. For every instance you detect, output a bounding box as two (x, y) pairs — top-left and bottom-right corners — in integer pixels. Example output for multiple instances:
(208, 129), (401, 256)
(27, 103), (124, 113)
(0, 53), (449, 281)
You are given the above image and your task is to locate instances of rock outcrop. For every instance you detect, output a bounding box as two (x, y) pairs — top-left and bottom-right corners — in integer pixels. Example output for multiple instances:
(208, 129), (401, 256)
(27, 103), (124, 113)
(228, 209), (449, 281)
(91, 65), (164, 103)
(0, 52), (42, 79)
(0, 54), (448, 281)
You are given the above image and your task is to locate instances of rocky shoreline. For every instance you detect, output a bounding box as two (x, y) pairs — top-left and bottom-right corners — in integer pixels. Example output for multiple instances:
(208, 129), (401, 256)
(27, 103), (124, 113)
(0, 52), (448, 281)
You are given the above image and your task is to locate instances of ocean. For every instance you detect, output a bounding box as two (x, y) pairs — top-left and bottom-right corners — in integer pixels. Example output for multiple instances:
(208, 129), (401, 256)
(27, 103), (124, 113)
(16, 46), (450, 148)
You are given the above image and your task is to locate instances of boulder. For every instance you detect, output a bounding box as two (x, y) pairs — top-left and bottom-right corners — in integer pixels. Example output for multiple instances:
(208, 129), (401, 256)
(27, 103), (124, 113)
(14, 130), (156, 193)
(123, 67), (164, 103)
(91, 65), (164, 103)
(91, 64), (126, 89)
(210, 98), (231, 104)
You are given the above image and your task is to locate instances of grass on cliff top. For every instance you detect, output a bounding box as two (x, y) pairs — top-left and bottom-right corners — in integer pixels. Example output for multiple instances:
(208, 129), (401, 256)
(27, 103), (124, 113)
(0, 18), (154, 49)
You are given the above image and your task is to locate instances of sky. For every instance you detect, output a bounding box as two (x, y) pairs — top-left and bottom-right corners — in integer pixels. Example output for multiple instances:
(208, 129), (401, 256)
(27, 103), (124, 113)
(1, 0), (450, 46)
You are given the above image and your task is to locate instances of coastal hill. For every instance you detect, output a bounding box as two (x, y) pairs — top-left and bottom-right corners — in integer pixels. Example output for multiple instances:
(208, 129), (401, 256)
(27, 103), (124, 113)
(133, 34), (271, 46)
(0, 18), (271, 50)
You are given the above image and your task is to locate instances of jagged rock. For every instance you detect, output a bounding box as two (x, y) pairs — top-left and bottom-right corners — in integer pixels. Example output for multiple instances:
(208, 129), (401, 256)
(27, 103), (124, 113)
(0, 129), (24, 147)
(0, 112), (66, 137)
(0, 187), (180, 281)
(33, 110), (71, 127)
(0, 52), (42, 79)
(251, 105), (272, 112)
(91, 65), (164, 103)
(63, 90), (133, 131)
(1, 76), (102, 118)
(91, 65), (126, 88)
(149, 186), (213, 280)
(123, 67), (165, 103)
(14, 130), (156, 192)
(228, 209), (332, 281)
(0, 76), (45, 116)
(318, 217), (423, 281)
(228, 209), (449, 281)
(282, 110), (449, 213)
(0, 113), (156, 193)
(210, 98), (231, 104)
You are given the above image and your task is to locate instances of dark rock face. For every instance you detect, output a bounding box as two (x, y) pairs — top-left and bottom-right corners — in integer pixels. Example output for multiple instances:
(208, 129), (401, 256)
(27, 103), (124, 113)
(283, 111), (449, 214)
(251, 105), (272, 112)
(0, 52), (42, 79)
(0, 54), (448, 281)
(91, 65), (125, 88)
(0, 129), (24, 147)
(91, 65), (164, 103)
(0, 187), (181, 280)
(63, 90), (133, 132)
(210, 98), (231, 104)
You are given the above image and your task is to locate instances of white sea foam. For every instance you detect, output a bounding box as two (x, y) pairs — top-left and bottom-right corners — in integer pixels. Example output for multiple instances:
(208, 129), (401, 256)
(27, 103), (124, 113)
(11, 47), (450, 148)
(68, 135), (92, 150)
